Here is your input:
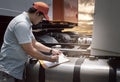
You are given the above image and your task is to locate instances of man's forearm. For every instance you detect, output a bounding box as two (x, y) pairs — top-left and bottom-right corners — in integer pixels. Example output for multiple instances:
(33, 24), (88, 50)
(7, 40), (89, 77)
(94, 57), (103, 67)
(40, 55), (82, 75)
(34, 41), (51, 53)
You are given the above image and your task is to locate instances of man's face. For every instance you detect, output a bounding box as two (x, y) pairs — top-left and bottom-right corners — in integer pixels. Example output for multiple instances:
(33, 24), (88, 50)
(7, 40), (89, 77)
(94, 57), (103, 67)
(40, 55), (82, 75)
(33, 14), (44, 25)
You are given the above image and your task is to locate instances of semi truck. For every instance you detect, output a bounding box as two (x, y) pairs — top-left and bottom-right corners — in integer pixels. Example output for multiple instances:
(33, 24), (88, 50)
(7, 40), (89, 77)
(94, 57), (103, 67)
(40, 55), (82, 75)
(1, 0), (120, 82)
(25, 0), (120, 82)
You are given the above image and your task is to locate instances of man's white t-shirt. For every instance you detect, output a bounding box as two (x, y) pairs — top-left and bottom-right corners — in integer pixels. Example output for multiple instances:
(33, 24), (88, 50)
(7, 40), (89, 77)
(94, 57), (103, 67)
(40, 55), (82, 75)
(0, 12), (35, 80)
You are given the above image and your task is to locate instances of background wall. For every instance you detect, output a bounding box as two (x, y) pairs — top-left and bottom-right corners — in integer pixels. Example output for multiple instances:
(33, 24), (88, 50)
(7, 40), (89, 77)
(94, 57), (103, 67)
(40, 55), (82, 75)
(0, 0), (53, 20)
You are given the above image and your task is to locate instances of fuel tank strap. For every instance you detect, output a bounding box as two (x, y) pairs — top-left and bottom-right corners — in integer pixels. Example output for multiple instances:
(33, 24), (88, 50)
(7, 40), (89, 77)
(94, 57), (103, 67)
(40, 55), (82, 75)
(39, 64), (45, 82)
(109, 67), (116, 82)
(108, 59), (120, 82)
(73, 56), (85, 82)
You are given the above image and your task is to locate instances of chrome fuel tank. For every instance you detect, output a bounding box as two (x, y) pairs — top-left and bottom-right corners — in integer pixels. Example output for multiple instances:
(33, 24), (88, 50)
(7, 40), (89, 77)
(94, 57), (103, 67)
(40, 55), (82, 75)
(45, 57), (83, 82)
(45, 57), (110, 82)
(25, 57), (84, 82)
(80, 58), (109, 82)
(25, 57), (120, 82)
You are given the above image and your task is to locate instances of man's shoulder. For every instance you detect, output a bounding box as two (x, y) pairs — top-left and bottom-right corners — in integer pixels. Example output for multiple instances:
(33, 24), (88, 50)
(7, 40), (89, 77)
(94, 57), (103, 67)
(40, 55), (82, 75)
(12, 17), (30, 28)
(15, 15), (27, 23)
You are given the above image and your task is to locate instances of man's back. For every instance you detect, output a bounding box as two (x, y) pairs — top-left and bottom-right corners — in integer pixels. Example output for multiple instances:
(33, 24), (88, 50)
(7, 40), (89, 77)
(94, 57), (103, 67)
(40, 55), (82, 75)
(0, 12), (33, 80)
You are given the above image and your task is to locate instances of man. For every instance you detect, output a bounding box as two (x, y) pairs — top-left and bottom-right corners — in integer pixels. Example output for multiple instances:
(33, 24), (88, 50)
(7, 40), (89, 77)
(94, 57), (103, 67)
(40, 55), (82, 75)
(0, 2), (61, 82)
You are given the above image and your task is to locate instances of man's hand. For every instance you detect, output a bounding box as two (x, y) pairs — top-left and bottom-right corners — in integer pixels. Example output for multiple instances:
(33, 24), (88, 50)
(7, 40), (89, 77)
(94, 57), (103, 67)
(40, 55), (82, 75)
(49, 55), (59, 62)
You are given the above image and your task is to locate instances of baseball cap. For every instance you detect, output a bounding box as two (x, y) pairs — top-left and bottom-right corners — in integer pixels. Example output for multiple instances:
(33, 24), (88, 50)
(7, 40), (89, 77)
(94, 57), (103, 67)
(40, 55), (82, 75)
(33, 2), (49, 21)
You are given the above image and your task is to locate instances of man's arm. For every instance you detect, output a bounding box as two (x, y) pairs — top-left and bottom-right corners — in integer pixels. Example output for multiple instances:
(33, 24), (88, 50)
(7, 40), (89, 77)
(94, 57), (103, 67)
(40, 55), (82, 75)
(32, 39), (61, 55)
(32, 38), (51, 53)
(20, 42), (58, 62)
